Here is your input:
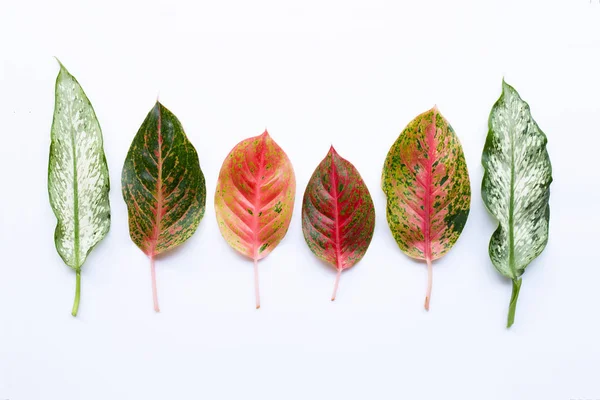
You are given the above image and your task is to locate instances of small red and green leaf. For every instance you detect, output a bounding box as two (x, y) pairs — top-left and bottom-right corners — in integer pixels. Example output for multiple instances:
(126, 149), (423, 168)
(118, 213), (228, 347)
(121, 101), (206, 312)
(382, 107), (471, 310)
(214, 130), (296, 309)
(302, 147), (375, 301)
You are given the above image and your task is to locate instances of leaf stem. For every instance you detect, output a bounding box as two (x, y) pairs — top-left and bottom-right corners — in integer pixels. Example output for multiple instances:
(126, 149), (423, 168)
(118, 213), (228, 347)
(151, 255), (160, 312)
(71, 269), (81, 317)
(424, 258), (433, 311)
(331, 267), (342, 301)
(507, 278), (522, 328)
(254, 258), (260, 309)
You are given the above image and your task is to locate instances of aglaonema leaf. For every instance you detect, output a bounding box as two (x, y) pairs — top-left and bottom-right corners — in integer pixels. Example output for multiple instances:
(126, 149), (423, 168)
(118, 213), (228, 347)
(382, 107), (471, 310)
(302, 146), (375, 301)
(215, 130), (296, 309)
(482, 80), (552, 328)
(121, 101), (206, 312)
(48, 60), (111, 316)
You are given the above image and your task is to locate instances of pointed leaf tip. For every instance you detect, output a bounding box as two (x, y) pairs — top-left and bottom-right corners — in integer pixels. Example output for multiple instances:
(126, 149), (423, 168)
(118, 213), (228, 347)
(151, 101), (163, 117)
(502, 78), (513, 93)
(54, 58), (71, 76)
(328, 145), (338, 156)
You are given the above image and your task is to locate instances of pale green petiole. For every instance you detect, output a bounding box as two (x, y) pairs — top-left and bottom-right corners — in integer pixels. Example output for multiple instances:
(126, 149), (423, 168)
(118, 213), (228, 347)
(71, 269), (81, 317)
(507, 278), (522, 328)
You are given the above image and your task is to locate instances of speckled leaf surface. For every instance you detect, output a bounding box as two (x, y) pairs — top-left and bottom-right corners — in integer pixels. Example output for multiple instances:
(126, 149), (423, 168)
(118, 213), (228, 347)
(122, 101), (206, 312)
(302, 147), (375, 301)
(382, 107), (470, 310)
(215, 131), (295, 308)
(482, 81), (552, 328)
(48, 61), (111, 316)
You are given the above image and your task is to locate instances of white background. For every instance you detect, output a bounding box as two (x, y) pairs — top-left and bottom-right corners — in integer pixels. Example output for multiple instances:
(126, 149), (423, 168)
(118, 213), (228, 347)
(0, 0), (599, 399)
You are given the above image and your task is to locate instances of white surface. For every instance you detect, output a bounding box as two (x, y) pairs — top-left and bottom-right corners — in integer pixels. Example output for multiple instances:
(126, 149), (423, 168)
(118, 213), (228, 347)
(0, 1), (599, 399)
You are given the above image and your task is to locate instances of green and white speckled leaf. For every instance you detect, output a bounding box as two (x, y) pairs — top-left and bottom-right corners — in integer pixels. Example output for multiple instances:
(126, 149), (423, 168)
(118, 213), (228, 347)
(122, 101), (206, 312)
(482, 80), (552, 328)
(48, 61), (111, 316)
(382, 107), (471, 310)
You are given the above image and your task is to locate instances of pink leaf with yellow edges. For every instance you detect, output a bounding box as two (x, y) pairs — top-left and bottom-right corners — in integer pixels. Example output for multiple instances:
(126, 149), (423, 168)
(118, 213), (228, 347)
(214, 130), (296, 308)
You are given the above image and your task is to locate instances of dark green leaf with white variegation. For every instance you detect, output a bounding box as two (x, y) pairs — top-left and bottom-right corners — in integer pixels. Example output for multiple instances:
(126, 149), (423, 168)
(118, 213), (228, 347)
(48, 60), (111, 317)
(482, 80), (552, 328)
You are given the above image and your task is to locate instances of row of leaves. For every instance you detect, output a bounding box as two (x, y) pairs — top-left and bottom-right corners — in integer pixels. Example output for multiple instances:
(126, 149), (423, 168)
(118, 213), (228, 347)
(49, 61), (552, 327)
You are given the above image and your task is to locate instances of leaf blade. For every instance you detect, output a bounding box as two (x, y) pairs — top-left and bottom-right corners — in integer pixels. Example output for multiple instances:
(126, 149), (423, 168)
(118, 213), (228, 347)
(301, 147), (375, 299)
(48, 61), (111, 315)
(122, 101), (206, 256)
(482, 81), (552, 326)
(215, 131), (296, 260)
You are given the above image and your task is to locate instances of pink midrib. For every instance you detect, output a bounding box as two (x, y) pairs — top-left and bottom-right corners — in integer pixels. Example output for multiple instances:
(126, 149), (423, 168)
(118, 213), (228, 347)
(422, 110), (437, 262)
(251, 135), (267, 261)
(330, 155), (343, 271)
(150, 109), (164, 257)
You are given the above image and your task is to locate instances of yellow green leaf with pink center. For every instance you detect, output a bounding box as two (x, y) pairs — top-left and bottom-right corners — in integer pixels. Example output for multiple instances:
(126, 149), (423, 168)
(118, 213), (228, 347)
(382, 107), (471, 310)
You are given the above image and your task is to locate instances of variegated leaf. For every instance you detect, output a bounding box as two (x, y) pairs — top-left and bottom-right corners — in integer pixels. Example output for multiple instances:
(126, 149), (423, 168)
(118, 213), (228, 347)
(121, 101), (206, 312)
(482, 80), (552, 328)
(382, 107), (471, 310)
(215, 130), (296, 309)
(302, 146), (375, 301)
(48, 60), (111, 316)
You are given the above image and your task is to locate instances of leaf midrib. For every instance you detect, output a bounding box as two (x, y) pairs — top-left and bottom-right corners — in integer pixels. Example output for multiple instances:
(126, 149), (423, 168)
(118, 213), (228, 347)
(68, 100), (80, 269)
(150, 107), (164, 256)
(330, 153), (343, 271)
(422, 110), (437, 263)
(508, 104), (516, 278)
(252, 135), (267, 261)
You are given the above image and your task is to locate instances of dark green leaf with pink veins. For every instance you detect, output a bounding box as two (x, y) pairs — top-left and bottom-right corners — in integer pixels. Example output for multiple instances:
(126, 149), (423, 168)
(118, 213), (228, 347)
(122, 101), (206, 312)
(302, 147), (375, 301)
